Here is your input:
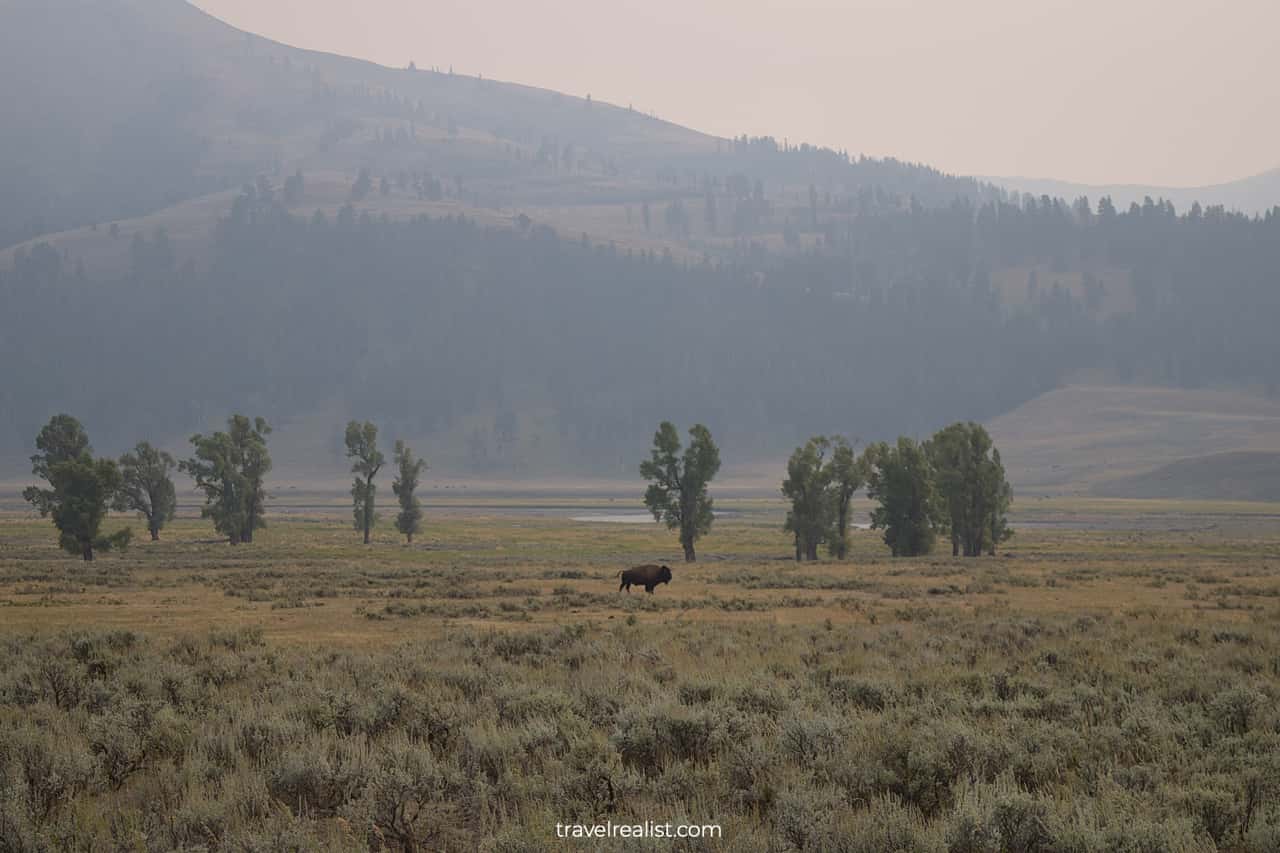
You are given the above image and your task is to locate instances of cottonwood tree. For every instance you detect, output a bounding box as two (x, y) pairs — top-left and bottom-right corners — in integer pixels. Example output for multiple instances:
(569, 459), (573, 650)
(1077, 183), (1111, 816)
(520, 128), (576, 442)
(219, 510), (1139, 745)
(640, 422), (721, 562)
(114, 441), (177, 541)
(48, 456), (132, 561)
(23, 415), (131, 561)
(928, 422), (1013, 556)
(345, 421), (384, 544)
(181, 415), (272, 544)
(781, 436), (866, 561)
(782, 436), (831, 561)
(826, 437), (866, 559)
(866, 437), (941, 557)
(987, 461), (1013, 556)
(22, 413), (91, 515)
(392, 440), (427, 543)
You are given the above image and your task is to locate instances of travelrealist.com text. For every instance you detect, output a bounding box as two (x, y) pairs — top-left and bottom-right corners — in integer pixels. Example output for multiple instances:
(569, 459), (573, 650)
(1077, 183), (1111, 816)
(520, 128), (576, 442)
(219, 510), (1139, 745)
(555, 821), (722, 840)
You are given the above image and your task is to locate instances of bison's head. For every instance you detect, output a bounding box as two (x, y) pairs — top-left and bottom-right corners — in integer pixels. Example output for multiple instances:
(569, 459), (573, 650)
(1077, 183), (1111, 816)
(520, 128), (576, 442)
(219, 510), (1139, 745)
(658, 565), (673, 584)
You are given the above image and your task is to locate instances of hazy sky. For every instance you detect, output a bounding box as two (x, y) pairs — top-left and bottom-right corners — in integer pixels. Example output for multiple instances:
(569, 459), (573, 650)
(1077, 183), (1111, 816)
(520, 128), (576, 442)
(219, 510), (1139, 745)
(192, 0), (1277, 187)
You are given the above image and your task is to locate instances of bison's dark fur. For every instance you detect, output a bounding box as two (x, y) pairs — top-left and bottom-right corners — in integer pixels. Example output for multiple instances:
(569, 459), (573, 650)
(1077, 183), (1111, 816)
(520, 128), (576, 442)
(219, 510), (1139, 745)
(618, 563), (673, 594)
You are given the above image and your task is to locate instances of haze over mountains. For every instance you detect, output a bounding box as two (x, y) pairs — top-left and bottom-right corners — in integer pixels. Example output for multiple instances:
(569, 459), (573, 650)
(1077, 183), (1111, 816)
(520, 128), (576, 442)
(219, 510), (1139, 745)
(0, 0), (982, 253)
(3, 0), (1280, 496)
(987, 168), (1280, 218)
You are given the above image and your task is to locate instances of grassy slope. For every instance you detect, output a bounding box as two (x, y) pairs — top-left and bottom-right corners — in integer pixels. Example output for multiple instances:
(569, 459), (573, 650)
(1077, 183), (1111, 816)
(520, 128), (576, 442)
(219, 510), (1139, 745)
(1092, 451), (1280, 502)
(988, 384), (1280, 497)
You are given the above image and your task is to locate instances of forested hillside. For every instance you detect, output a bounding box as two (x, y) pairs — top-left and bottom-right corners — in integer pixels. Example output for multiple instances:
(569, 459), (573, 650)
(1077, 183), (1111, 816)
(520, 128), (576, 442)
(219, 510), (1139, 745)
(0, 0), (984, 253)
(4, 188), (1277, 475)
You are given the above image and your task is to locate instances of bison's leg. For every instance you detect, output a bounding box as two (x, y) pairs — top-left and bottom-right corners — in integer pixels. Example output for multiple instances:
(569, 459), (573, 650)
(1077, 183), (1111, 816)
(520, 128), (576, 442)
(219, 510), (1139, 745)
(619, 578), (627, 592)
(645, 584), (655, 593)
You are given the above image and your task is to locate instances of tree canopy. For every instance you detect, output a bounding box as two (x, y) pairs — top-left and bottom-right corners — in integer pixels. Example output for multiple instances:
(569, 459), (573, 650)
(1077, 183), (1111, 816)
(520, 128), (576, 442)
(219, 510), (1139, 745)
(345, 420), (385, 545)
(866, 437), (941, 557)
(115, 441), (177, 541)
(640, 422), (721, 562)
(23, 415), (131, 561)
(928, 422), (1013, 556)
(392, 440), (427, 543)
(180, 415), (272, 544)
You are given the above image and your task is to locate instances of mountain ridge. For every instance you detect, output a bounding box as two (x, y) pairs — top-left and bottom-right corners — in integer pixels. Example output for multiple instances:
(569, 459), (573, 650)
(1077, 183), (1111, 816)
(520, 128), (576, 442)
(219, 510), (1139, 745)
(983, 167), (1280, 216)
(1, 0), (988, 254)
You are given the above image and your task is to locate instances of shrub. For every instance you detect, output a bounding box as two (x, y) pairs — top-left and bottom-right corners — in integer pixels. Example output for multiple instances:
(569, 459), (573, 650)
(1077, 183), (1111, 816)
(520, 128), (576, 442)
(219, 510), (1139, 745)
(611, 705), (723, 774)
(0, 725), (95, 822)
(340, 740), (464, 852)
(1208, 687), (1263, 735)
(724, 738), (778, 813)
(89, 700), (190, 789)
(267, 739), (370, 816)
(827, 676), (890, 712)
(774, 784), (845, 850)
(780, 715), (843, 765)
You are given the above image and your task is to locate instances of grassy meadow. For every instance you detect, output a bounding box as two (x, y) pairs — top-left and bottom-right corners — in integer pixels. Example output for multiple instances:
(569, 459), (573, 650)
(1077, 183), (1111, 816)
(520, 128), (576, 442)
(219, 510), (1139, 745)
(2, 497), (1280, 850)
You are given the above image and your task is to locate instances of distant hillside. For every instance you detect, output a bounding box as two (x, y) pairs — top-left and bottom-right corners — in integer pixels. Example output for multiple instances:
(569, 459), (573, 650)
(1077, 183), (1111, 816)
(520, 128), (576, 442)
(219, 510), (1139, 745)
(4, 0), (1280, 485)
(984, 168), (1280, 217)
(0, 0), (988, 256)
(988, 386), (1280, 495)
(1091, 452), (1280, 501)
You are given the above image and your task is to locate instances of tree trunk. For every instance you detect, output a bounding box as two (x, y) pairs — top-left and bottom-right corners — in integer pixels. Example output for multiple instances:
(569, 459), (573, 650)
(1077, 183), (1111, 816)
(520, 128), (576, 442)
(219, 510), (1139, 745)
(406, 531), (413, 544)
(806, 541), (819, 561)
(683, 540), (696, 562)
(82, 542), (94, 562)
(150, 524), (160, 542)
(363, 476), (374, 544)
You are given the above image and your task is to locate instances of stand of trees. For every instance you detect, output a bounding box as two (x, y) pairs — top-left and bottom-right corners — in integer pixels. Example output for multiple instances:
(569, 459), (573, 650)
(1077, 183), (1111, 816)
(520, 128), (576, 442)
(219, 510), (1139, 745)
(640, 422), (721, 562)
(784, 423), (1011, 560)
(864, 423), (1012, 558)
(344, 422), (431, 544)
(781, 436), (866, 560)
(19, 412), (441, 555)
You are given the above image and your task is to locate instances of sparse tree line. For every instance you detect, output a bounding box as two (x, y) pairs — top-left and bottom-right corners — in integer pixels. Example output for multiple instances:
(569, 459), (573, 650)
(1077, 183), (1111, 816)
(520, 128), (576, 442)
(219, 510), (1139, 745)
(344, 420), (429, 545)
(639, 420), (1011, 563)
(21, 415), (428, 560)
(25, 414), (1008, 563)
(779, 422), (1012, 560)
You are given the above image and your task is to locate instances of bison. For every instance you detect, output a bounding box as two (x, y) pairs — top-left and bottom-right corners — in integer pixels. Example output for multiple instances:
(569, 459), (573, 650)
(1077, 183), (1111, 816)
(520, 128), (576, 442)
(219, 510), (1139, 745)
(618, 563), (673, 594)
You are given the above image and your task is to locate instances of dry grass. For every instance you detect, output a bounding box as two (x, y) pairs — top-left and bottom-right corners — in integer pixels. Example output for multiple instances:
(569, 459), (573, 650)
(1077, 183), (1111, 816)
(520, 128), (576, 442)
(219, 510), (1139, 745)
(2, 499), (1279, 850)
(1, 503), (1277, 645)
